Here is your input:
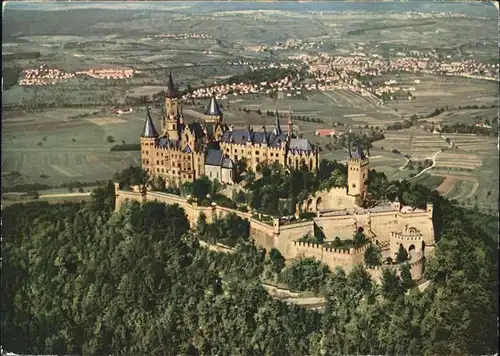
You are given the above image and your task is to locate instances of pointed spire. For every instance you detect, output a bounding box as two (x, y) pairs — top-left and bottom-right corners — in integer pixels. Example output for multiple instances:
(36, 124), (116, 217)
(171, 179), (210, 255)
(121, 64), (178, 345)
(262, 125), (269, 145)
(141, 107), (159, 138)
(353, 142), (366, 160)
(247, 124), (253, 142)
(204, 92), (223, 117)
(166, 71), (178, 99)
(347, 134), (352, 158)
(272, 109), (282, 136)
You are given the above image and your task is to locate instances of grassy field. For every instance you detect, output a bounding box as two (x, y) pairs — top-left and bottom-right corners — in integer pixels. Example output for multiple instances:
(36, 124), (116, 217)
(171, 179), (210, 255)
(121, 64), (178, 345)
(372, 126), (498, 209)
(382, 74), (498, 118)
(2, 108), (147, 188)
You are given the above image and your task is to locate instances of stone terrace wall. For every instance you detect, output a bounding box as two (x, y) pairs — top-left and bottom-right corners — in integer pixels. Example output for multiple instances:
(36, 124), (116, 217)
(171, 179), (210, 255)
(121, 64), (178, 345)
(291, 241), (369, 273)
(367, 252), (425, 282)
(313, 214), (357, 239)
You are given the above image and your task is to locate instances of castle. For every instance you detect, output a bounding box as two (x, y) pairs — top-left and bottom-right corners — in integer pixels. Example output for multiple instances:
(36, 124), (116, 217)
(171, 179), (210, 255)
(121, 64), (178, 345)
(123, 72), (436, 282)
(140, 72), (319, 187)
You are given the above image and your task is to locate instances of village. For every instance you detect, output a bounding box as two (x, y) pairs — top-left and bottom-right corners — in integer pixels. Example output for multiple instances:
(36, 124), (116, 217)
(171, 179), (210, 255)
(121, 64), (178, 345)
(19, 65), (137, 86)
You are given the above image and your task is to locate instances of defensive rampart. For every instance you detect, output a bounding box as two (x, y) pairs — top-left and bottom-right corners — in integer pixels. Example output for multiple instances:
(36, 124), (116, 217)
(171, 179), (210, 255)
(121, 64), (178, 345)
(114, 184), (429, 281)
(367, 252), (425, 282)
(290, 241), (369, 273)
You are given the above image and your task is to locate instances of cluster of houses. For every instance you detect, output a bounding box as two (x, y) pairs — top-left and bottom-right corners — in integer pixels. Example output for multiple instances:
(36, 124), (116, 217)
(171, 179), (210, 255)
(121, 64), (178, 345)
(152, 33), (212, 40)
(19, 65), (75, 86)
(19, 65), (137, 86)
(291, 52), (498, 100)
(75, 68), (135, 79)
(245, 38), (323, 53)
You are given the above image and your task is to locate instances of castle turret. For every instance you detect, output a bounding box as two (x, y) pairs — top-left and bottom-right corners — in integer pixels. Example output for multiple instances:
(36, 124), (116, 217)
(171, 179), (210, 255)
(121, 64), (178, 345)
(140, 107), (158, 174)
(272, 109), (282, 136)
(204, 93), (223, 124)
(392, 196), (401, 211)
(287, 108), (293, 138)
(347, 143), (369, 199)
(163, 71), (182, 140)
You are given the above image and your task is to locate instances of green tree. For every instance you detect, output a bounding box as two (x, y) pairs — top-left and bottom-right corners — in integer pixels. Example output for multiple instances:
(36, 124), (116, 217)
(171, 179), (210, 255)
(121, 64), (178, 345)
(268, 248), (285, 273)
(380, 268), (403, 300)
(364, 244), (382, 267)
(400, 263), (415, 290)
(396, 244), (409, 264)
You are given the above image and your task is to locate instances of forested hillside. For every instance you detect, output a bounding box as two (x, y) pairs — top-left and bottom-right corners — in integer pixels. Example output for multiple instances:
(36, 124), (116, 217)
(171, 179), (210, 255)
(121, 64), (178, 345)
(2, 178), (498, 355)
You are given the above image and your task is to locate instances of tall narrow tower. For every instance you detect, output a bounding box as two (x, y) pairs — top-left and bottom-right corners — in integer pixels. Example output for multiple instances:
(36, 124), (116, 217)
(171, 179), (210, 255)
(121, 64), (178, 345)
(163, 71), (182, 140)
(140, 107), (159, 174)
(287, 107), (293, 138)
(204, 92), (223, 124)
(347, 142), (369, 198)
(272, 109), (282, 136)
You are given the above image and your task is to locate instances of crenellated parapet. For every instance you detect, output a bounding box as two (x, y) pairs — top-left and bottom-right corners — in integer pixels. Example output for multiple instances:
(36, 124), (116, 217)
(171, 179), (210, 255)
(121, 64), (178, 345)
(390, 231), (423, 242)
(293, 240), (370, 257)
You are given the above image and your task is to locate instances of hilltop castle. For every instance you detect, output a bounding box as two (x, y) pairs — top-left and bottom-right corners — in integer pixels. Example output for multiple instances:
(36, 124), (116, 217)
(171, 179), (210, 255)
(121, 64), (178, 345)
(140, 72), (319, 187)
(120, 72), (436, 282)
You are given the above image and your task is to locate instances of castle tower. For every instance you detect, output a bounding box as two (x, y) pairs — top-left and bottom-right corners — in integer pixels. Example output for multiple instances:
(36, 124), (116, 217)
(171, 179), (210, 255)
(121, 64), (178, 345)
(140, 107), (159, 174)
(272, 109), (282, 136)
(392, 196), (401, 211)
(163, 71), (182, 140)
(347, 143), (369, 198)
(287, 108), (293, 138)
(204, 93), (223, 124)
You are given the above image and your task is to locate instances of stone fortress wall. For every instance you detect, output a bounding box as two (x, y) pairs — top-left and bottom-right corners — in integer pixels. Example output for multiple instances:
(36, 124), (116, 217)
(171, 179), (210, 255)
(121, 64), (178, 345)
(114, 183), (433, 282)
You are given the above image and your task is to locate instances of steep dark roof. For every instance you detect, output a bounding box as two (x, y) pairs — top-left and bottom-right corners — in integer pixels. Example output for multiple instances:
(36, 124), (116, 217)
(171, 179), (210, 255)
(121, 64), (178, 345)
(206, 148), (223, 166)
(351, 143), (366, 160)
(158, 138), (180, 148)
(205, 94), (223, 117)
(289, 138), (314, 152)
(179, 121), (205, 140)
(141, 108), (159, 138)
(221, 157), (234, 169)
(182, 144), (193, 153)
(166, 71), (178, 99)
(221, 129), (287, 147)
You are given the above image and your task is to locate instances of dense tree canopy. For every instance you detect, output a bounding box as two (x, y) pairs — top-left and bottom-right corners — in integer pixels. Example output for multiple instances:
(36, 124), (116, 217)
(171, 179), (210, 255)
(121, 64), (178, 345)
(2, 170), (498, 355)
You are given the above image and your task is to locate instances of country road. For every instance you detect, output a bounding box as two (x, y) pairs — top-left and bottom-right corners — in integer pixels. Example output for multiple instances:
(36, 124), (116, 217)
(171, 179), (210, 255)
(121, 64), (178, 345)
(38, 192), (92, 198)
(404, 134), (454, 181)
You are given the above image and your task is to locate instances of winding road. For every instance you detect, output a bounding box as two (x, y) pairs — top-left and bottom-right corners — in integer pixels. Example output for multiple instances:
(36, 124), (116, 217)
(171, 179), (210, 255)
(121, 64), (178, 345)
(402, 134), (454, 181)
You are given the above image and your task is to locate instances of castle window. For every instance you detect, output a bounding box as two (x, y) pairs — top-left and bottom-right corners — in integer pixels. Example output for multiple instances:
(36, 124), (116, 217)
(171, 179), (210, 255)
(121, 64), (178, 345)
(157, 160), (159, 165)
(235, 155), (238, 161)
(352, 184), (356, 188)
(145, 151), (149, 155)
(162, 168), (165, 172)
(161, 161), (164, 165)
(146, 160), (150, 164)
(157, 168), (160, 172)
(210, 172), (212, 178)
(256, 157), (259, 163)
(256, 151), (259, 155)
(270, 153), (274, 157)
(216, 172), (219, 179)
